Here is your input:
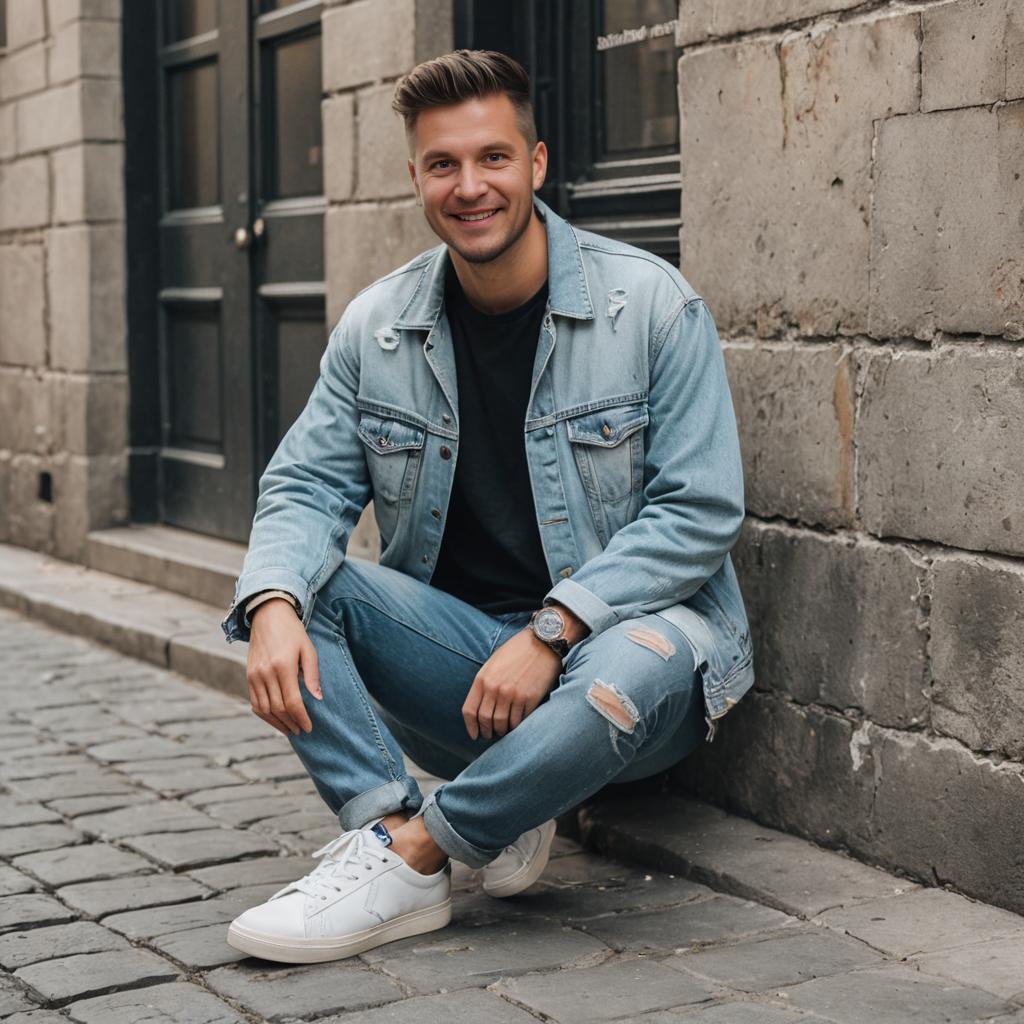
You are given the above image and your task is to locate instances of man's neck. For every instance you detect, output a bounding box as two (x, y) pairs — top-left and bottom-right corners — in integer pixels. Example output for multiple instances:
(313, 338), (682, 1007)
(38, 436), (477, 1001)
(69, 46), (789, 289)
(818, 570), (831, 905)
(448, 209), (549, 316)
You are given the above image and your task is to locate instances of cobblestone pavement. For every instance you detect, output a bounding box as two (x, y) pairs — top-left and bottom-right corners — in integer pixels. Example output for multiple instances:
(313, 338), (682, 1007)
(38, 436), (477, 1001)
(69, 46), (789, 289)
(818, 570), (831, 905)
(2, 606), (1024, 1024)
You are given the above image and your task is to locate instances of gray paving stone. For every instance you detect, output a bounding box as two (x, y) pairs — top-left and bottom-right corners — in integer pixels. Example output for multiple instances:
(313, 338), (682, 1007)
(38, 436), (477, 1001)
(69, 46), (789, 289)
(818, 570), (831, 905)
(817, 888), (1024, 957)
(909, 935), (1024, 999)
(6, 772), (139, 802)
(45, 791), (155, 818)
(194, 794), (315, 827)
(233, 753), (307, 782)
(204, 961), (404, 1021)
(121, 766), (249, 797)
(784, 963), (1012, 1022)
(664, 925), (885, 991)
(12, 842), (156, 887)
(0, 864), (39, 896)
(119, 828), (282, 870)
(4, 1010), (73, 1023)
(577, 896), (797, 954)
(187, 854), (311, 891)
(318, 988), (542, 1024)
(73, 800), (217, 838)
(146, 921), (248, 970)
(362, 918), (610, 991)
(85, 736), (193, 763)
(101, 883), (279, 939)
(0, 823), (85, 857)
(59, 725), (151, 747)
(65, 980), (249, 1023)
(161, 716), (272, 744)
(0, 920), (129, 970)
(57, 874), (212, 917)
(0, 894), (77, 932)
(0, 973), (37, 1017)
(14, 948), (180, 1005)
(0, 756), (101, 781)
(518, 873), (714, 922)
(496, 957), (713, 1022)
(250, 810), (333, 835)
(111, 755), (212, 775)
(208, 738), (294, 765)
(0, 741), (73, 762)
(23, 704), (121, 731)
(116, 697), (244, 728)
(0, 797), (62, 826)
(616, 1004), (825, 1023)
(182, 778), (316, 808)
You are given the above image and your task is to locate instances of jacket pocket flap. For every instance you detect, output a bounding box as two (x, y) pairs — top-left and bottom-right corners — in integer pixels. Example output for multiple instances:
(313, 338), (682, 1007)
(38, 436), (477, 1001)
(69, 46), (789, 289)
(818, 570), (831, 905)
(357, 414), (426, 454)
(565, 402), (648, 447)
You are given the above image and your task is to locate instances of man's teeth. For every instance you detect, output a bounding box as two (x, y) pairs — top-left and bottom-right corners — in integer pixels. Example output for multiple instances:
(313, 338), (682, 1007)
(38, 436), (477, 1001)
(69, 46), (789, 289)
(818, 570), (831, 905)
(456, 210), (497, 221)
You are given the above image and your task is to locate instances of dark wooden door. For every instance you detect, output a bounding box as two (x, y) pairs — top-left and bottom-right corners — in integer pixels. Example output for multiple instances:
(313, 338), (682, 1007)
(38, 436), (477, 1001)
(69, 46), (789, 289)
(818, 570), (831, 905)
(154, 0), (324, 542)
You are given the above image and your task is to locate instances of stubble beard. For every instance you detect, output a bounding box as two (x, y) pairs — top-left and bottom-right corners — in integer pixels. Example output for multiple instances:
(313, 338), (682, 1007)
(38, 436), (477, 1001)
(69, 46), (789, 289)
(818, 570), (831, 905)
(443, 199), (534, 266)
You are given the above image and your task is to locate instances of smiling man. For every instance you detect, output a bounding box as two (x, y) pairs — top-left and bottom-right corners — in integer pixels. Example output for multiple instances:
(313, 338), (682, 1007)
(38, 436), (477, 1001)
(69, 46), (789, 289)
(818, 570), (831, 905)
(222, 50), (753, 963)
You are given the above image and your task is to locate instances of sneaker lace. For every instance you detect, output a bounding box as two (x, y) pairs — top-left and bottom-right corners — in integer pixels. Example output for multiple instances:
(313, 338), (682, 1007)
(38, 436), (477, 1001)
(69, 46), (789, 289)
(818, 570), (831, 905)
(273, 829), (391, 902)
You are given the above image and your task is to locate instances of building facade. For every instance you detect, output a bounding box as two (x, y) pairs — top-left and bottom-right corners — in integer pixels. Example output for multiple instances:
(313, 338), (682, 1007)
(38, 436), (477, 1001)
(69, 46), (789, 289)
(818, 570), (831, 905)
(1, 0), (1023, 911)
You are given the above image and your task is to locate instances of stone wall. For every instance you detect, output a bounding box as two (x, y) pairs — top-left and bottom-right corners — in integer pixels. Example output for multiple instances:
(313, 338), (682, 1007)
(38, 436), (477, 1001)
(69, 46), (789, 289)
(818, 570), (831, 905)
(0, 0), (128, 560)
(670, 0), (1024, 913)
(320, 0), (453, 559)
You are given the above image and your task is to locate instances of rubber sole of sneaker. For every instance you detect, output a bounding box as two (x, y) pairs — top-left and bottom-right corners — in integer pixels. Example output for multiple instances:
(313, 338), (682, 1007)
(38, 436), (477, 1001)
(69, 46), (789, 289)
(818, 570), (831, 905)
(482, 819), (558, 898)
(225, 898), (452, 964)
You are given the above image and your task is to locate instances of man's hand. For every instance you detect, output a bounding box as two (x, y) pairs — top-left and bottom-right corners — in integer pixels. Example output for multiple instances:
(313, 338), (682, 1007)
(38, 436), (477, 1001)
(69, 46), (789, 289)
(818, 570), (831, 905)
(462, 627), (562, 741)
(247, 598), (322, 736)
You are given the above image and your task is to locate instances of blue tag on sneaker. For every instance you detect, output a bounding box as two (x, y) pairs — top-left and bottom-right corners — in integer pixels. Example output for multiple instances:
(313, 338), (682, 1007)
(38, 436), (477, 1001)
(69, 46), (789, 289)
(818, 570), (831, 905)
(370, 822), (393, 847)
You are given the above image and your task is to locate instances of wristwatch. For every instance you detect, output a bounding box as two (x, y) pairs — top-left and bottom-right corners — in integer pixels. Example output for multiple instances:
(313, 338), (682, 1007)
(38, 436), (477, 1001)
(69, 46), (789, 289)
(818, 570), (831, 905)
(529, 606), (573, 658)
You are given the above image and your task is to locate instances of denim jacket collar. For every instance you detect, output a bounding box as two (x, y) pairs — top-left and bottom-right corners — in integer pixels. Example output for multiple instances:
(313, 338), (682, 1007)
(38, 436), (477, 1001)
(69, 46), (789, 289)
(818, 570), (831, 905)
(391, 196), (595, 331)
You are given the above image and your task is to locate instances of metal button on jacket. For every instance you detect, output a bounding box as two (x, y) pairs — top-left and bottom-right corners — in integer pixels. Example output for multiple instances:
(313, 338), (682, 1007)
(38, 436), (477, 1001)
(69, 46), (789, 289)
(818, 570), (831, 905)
(439, 445), (452, 459)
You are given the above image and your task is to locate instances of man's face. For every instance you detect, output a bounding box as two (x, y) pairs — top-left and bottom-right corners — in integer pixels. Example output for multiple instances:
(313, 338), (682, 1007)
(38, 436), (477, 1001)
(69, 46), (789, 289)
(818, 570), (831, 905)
(407, 93), (547, 265)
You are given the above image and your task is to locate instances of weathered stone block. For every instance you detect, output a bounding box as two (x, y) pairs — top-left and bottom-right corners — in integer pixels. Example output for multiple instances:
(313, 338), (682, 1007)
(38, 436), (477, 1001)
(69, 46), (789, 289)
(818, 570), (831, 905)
(51, 374), (128, 455)
(922, 0), (1023, 111)
(869, 105), (1024, 339)
(73, 798), (215, 839)
(0, 823), (84, 858)
(857, 347), (1024, 556)
(871, 728), (1024, 914)
(734, 521), (928, 726)
(119, 827), (281, 870)
(0, 894), (77, 932)
(52, 453), (129, 561)
(52, 144), (124, 224)
(357, 84), (414, 200)
(57, 873), (211, 917)
(323, 0), (417, 91)
(6, 0), (47, 49)
(724, 342), (854, 526)
(323, 94), (355, 201)
(0, 42), (48, 101)
(317, 989), (540, 1024)
(47, 224), (127, 373)
(325, 202), (439, 325)
(677, 0), (863, 47)
(15, 949), (179, 1006)
(0, 369), (52, 453)
(680, 14), (918, 337)
(911, 935), (1024, 1001)
(0, 103), (15, 160)
(12, 842), (155, 887)
(0, 920), (127, 971)
(673, 691), (877, 855)
(48, 18), (121, 85)
(930, 553), (1024, 760)
(0, 157), (48, 230)
(0, 244), (46, 366)
(16, 80), (122, 155)
(47, 0), (122, 27)
(67, 982), (248, 1024)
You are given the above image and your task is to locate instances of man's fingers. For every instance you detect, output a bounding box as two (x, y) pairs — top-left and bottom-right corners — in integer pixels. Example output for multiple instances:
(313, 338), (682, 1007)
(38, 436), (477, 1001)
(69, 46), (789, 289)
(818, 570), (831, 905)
(462, 677), (482, 741)
(300, 643), (322, 700)
(253, 706), (294, 737)
(509, 702), (526, 731)
(477, 693), (496, 740)
(274, 658), (314, 734)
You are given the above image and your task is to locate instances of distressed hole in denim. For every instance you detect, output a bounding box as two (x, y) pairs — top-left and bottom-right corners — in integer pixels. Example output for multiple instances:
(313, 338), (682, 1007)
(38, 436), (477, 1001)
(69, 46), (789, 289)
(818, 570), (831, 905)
(607, 288), (627, 330)
(626, 627), (676, 661)
(586, 680), (639, 734)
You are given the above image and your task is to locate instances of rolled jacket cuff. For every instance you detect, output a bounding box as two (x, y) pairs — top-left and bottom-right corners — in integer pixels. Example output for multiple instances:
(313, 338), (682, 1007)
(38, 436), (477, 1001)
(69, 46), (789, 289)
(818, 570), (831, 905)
(543, 577), (617, 637)
(221, 567), (315, 643)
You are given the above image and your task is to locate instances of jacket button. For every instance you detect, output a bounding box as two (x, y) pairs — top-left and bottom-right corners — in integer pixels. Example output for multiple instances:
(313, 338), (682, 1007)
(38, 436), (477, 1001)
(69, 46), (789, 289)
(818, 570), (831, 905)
(439, 445), (452, 459)
(421, 555), (429, 563)
(559, 566), (573, 577)
(431, 508), (441, 519)
(378, 436), (389, 446)
(442, 413), (451, 423)
(601, 424), (612, 437)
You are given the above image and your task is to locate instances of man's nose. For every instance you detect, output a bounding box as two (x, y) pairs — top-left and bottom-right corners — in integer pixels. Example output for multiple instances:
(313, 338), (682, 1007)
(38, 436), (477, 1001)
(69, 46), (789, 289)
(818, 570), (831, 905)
(454, 164), (487, 201)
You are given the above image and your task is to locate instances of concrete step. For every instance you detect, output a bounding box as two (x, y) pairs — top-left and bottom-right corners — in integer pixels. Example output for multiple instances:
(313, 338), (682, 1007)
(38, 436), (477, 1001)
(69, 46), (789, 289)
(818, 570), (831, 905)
(85, 524), (245, 610)
(0, 542), (247, 698)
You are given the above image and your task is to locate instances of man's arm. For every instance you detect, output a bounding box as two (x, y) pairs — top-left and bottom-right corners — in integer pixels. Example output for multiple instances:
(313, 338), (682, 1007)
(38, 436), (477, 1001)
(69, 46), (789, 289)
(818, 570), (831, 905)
(222, 313), (371, 643)
(543, 297), (744, 637)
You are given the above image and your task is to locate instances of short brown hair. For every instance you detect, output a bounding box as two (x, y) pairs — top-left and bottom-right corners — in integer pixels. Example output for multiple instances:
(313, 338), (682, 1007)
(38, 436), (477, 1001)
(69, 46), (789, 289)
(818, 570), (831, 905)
(392, 49), (538, 153)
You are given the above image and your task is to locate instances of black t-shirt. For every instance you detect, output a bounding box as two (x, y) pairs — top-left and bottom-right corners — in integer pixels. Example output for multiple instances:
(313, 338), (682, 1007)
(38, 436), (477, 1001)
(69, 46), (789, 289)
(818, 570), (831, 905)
(429, 262), (552, 614)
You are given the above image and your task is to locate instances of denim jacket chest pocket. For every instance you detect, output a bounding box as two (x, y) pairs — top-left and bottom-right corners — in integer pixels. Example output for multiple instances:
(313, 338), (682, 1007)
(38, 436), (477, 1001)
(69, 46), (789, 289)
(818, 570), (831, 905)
(565, 400), (648, 544)
(357, 412), (426, 539)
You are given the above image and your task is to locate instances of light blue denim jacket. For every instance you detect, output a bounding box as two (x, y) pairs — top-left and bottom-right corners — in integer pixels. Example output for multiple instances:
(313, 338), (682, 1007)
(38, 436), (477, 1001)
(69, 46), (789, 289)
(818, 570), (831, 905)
(222, 197), (754, 738)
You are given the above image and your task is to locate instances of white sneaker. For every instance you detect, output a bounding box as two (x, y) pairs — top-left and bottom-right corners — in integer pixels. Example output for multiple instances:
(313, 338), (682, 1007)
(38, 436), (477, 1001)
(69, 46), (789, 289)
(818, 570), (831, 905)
(481, 819), (557, 898)
(226, 827), (451, 963)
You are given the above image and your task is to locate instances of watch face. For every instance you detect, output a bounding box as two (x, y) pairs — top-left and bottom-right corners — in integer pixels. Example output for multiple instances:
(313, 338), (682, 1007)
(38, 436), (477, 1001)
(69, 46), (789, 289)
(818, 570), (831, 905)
(533, 608), (564, 641)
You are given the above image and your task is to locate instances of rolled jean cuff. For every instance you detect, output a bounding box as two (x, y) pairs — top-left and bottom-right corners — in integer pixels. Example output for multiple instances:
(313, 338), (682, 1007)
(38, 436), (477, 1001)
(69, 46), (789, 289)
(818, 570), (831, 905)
(338, 778), (422, 832)
(419, 788), (503, 869)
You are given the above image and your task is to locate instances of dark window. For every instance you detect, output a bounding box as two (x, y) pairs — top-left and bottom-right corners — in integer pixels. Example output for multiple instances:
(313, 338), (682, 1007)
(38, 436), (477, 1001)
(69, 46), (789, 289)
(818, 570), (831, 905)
(456, 0), (682, 264)
(0, 0), (6, 49)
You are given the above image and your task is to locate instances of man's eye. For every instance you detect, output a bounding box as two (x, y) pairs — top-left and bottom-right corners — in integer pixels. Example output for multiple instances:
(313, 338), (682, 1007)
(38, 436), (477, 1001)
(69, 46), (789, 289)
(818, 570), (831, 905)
(431, 160), (451, 170)
(486, 153), (506, 162)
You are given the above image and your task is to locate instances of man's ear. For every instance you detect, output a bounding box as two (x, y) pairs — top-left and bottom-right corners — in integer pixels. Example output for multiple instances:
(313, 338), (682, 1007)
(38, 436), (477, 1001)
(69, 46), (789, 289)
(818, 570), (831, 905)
(408, 159), (422, 205)
(531, 141), (548, 192)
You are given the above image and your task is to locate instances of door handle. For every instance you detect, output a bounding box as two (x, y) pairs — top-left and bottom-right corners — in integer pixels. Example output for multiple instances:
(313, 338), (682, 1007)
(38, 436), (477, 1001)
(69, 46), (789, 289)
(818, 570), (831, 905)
(233, 217), (266, 250)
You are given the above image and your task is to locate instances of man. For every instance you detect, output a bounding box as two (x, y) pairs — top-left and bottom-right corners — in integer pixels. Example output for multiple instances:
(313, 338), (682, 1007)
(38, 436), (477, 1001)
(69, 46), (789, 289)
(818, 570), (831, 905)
(221, 49), (753, 964)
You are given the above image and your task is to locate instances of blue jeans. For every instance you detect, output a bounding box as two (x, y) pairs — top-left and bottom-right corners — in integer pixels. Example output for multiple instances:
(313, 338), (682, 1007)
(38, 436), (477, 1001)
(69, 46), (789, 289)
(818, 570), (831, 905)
(288, 558), (707, 868)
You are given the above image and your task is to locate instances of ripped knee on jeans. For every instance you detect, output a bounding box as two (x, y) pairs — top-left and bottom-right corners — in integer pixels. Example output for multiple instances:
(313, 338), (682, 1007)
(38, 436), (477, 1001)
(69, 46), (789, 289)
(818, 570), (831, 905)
(585, 680), (640, 734)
